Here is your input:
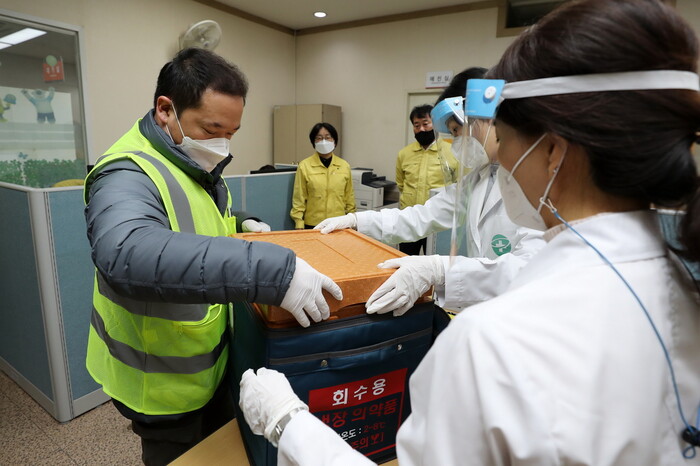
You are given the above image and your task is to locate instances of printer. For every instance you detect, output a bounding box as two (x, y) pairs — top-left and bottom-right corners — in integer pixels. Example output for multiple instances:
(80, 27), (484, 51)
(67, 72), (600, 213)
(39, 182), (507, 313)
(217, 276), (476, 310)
(351, 168), (398, 211)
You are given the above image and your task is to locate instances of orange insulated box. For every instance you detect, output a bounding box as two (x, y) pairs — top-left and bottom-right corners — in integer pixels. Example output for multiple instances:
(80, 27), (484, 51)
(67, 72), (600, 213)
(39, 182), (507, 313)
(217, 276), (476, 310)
(233, 229), (431, 327)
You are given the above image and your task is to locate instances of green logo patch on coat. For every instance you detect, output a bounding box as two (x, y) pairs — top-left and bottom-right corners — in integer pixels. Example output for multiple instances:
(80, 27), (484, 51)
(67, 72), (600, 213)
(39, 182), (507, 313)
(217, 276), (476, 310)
(491, 234), (511, 256)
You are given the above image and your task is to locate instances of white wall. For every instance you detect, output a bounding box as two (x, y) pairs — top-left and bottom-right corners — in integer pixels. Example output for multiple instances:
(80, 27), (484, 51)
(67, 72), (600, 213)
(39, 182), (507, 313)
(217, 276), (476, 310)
(678, 0), (700, 30)
(0, 0), (296, 175)
(295, 7), (515, 180)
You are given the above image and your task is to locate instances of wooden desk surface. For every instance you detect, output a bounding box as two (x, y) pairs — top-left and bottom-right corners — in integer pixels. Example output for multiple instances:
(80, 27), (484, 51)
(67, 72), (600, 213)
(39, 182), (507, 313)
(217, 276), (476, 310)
(171, 420), (398, 465)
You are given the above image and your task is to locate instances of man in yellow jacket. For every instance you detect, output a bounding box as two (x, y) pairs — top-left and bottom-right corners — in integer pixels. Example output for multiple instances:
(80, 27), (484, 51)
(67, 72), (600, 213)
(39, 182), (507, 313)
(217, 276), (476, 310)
(396, 104), (457, 255)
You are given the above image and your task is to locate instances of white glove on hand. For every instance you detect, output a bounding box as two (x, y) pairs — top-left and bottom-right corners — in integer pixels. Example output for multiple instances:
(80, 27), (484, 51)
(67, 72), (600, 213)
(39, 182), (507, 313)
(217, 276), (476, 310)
(366, 255), (444, 316)
(239, 368), (308, 447)
(314, 213), (357, 234)
(241, 219), (272, 233)
(280, 257), (343, 327)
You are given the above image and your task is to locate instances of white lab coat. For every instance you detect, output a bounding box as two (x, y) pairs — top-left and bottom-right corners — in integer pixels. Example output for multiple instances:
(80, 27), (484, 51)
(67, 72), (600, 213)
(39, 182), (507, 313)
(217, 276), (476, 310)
(278, 210), (700, 465)
(357, 165), (545, 311)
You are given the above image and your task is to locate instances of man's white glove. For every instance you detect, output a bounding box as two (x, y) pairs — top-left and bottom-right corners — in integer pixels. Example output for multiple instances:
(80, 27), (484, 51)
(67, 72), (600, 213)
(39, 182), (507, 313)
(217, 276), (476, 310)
(314, 213), (357, 234)
(241, 219), (272, 233)
(280, 257), (343, 327)
(239, 368), (309, 447)
(366, 255), (444, 316)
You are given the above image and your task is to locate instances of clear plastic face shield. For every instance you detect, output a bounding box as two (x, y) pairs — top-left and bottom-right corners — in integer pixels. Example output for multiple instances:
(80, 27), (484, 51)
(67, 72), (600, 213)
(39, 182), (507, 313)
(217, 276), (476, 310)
(449, 79), (505, 262)
(431, 97), (464, 186)
(446, 70), (700, 266)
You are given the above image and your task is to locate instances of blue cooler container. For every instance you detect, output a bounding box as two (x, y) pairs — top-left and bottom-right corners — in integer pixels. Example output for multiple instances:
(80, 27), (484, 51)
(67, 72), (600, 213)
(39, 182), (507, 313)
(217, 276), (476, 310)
(229, 299), (439, 466)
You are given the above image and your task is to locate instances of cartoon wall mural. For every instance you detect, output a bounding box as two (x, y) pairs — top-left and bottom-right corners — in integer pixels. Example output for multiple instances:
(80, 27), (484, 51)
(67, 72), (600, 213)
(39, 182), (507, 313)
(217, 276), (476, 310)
(0, 84), (80, 186)
(0, 85), (75, 162)
(21, 87), (56, 123)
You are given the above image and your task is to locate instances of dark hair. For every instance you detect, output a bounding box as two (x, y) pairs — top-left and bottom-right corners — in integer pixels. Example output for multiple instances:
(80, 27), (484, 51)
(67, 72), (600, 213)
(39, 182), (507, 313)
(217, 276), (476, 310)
(309, 122), (339, 147)
(257, 164), (276, 173)
(410, 104), (433, 123)
(436, 67), (488, 103)
(488, 0), (700, 261)
(153, 48), (249, 112)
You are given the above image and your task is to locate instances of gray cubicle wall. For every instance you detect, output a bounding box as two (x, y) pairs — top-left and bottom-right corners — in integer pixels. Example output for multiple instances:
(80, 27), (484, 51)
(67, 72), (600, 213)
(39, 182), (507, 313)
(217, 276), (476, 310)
(0, 182), (107, 423)
(225, 172), (296, 231)
(0, 186), (53, 402)
(0, 171), (296, 422)
(49, 189), (106, 408)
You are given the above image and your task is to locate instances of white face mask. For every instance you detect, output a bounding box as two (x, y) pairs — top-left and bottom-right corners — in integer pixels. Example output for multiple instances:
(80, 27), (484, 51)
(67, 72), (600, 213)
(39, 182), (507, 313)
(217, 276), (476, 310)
(315, 139), (335, 155)
(450, 136), (464, 159)
(167, 106), (231, 172)
(497, 134), (564, 231)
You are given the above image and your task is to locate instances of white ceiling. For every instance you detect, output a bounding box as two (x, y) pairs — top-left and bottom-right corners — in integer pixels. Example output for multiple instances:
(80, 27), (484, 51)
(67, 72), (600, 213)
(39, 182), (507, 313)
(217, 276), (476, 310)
(212, 0), (490, 30)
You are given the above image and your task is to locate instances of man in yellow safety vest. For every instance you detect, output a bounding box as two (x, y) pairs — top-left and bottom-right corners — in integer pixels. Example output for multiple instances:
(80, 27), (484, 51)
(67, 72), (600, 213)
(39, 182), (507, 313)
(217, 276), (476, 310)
(84, 48), (342, 465)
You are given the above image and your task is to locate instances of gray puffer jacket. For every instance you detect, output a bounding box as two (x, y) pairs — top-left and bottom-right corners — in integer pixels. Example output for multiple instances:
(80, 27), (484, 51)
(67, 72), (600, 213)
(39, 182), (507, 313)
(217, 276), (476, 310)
(84, 111), (295, 306)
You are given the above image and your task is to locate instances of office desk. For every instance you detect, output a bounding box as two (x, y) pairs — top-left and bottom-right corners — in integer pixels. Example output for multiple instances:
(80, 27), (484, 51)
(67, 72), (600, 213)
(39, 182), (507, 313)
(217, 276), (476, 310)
(171, 420), (399, 465)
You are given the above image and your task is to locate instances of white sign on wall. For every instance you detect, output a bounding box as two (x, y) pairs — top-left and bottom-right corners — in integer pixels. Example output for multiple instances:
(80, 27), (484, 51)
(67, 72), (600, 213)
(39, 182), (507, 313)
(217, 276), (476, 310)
(425, 71), (453, 89)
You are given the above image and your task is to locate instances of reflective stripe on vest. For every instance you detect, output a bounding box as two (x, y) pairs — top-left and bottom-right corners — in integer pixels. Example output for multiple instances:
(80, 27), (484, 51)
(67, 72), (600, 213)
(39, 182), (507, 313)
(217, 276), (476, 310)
(96, 272), (207, 321)
(91, 309), (226, 374)
(95, 150), (196, 233)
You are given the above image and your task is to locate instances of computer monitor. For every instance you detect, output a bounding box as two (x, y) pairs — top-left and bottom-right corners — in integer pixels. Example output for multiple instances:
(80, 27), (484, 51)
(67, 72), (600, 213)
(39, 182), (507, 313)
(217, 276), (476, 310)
(249, 164), (298, 175)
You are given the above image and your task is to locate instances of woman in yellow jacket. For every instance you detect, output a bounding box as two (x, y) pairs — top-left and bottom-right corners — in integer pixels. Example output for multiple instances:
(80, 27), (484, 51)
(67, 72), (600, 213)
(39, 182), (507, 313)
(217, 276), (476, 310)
(290, 122), (356, 229)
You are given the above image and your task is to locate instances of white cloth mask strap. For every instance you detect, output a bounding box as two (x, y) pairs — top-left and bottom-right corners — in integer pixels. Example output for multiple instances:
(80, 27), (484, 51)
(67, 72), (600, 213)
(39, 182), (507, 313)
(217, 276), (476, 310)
(508, 133), (547, 179)
(172, 105), (187, 139)
(536, 148), (566, 214)
(164, 123), (174, 142)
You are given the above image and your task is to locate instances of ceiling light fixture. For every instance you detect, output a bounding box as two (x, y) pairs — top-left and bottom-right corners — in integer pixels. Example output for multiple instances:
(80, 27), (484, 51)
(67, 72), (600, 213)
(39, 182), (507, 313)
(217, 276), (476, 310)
(0, 28), (46, 45)
(314, 11), (327, 18)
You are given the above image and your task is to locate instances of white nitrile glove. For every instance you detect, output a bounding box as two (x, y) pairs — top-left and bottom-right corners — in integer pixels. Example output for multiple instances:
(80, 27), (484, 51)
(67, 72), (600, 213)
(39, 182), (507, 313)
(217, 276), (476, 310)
(366, 255), (444, 317)
(314, 213), (357, 234)
(280, 257), (343, 327)
(239, 368), (309, 447)
(242, 219), (272, 232)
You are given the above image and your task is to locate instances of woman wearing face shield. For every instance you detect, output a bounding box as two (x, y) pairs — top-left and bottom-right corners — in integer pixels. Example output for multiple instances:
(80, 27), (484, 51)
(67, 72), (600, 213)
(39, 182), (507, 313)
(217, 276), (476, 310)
(315, 68), (546, 314)
(240, 0), (700, 464)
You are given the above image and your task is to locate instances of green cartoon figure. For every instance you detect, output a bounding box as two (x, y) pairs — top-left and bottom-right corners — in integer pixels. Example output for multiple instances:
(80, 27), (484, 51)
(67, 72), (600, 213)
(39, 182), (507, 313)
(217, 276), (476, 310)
(0, 94), (16, 122)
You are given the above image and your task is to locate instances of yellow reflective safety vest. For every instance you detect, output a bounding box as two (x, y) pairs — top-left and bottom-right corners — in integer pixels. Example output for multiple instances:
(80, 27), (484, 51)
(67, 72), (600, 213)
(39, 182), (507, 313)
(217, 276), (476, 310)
(84, 122), (236, 415)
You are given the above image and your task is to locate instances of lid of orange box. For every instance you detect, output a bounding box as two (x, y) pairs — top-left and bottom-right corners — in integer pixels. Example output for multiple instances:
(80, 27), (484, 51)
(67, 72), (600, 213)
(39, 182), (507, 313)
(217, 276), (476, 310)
(232, 229), (430, 327)
(234, 229), (403, 281)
